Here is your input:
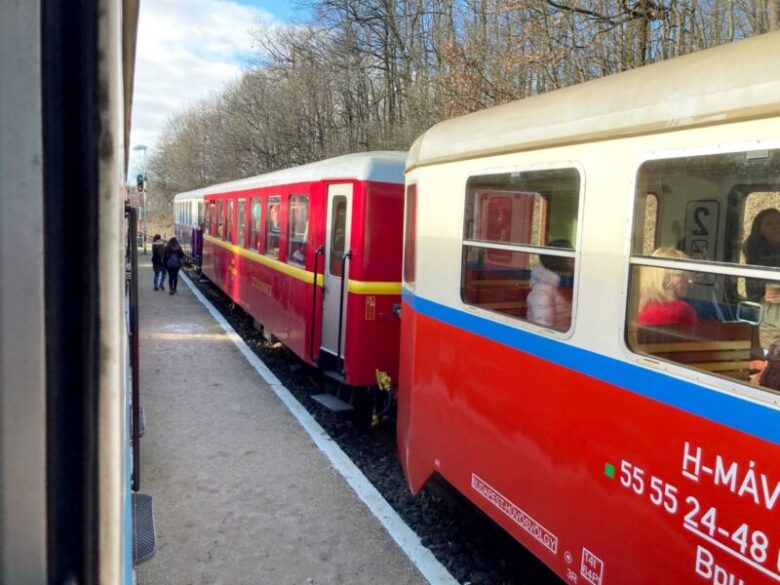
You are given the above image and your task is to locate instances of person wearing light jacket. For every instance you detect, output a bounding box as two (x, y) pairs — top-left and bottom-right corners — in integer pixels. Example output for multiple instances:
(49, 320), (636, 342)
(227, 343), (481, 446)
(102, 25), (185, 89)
(527, 240), (573, 332)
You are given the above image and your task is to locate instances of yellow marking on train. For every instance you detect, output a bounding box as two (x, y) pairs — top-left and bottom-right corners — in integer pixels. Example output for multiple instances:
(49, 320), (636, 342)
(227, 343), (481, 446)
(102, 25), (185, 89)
(205, 235), (401, 295)
(205, 235), (324, 286)
(347, 280), (401, 295)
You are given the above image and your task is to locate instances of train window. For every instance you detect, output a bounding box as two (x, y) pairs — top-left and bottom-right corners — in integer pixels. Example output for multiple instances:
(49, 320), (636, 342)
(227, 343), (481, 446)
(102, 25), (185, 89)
(198, 201), (204, 227)
(626, 148), (780, 394)
(217, 201), (224, 239)
(206, 202), (214, 235)
(403, 184), (416, 287)
(461, 169), (580, 332)
(237, 198), (246, 248)
(226, 199), (234, 244)
(266, 196), (281, 258)
(249, 198), (261, 251)
(330, 196), (347, 277)
(287, 195), (308, 266)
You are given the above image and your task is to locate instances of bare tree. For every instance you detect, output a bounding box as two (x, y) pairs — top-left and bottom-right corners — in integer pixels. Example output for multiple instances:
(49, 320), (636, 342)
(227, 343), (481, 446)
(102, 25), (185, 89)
(144, 0), (777, 230)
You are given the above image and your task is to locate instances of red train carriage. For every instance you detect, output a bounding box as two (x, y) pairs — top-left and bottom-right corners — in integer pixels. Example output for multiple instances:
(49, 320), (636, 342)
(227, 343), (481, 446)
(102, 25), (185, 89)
(400, 33), (780, 584)
(200, 152), (406, 387)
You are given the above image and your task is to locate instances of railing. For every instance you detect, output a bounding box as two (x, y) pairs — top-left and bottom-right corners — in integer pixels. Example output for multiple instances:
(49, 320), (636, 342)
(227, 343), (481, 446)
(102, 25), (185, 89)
(336, 251), (352, 376)
(309, 245), (324, 362)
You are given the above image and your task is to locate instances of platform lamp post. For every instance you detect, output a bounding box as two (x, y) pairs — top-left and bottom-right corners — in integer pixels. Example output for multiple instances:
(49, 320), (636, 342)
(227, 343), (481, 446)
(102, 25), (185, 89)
(133, 144), (148, 253)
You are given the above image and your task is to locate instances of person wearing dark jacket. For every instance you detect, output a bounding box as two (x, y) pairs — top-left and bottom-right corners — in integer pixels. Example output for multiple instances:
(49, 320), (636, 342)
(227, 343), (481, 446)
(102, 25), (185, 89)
(744, 208), (780, 349)
(164, 237), (185, 295)
(151, 234), (166, 291)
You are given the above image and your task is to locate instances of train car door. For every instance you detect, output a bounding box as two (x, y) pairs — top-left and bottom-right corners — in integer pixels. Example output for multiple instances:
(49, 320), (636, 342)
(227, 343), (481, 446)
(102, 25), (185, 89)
(321, 184), (353, 360)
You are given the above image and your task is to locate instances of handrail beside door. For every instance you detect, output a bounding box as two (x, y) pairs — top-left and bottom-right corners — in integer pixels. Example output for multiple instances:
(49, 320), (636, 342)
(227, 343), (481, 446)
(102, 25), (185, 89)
(336, 250), (351, 376)
(309, 245), (324, 362)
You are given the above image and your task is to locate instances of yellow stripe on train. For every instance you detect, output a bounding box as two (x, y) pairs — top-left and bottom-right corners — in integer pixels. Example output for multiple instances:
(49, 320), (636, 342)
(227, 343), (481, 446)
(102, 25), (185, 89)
(204, 235), (400, 295)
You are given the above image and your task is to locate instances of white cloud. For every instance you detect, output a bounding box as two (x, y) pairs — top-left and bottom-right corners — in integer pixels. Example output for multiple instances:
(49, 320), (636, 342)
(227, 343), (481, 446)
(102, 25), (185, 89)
(129, 0), (276, 172)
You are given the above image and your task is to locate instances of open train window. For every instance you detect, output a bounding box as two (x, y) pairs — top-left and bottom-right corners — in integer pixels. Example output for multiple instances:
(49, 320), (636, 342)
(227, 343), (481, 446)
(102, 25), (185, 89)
(403, 184), (417, 287)
(461, 168), (580, 332)
(266, 196), (281, 258)
(249, 198), (261, 251)
(626, 148), (780, 395)
(217, 201), (224, 239)
(287, 195), (308, 266)
(237, 198), (246, 248)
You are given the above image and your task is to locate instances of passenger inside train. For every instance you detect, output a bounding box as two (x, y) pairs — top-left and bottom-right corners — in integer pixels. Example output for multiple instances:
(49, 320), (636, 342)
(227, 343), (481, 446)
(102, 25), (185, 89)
(636, 248), (697, 326)
(744, 207), (780, 348)
(526, 239), (573, 332)
(628, 148), (780, 393)
(288, 195), (308, 266)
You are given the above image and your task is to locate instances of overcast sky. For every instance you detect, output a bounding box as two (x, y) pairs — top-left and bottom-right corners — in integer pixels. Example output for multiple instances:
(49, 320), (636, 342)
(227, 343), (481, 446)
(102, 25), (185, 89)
(129, 0), (307, 176)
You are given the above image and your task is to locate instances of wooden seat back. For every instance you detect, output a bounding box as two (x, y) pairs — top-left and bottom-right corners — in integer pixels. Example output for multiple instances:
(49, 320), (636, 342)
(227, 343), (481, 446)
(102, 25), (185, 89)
(632, 321), (756, 380)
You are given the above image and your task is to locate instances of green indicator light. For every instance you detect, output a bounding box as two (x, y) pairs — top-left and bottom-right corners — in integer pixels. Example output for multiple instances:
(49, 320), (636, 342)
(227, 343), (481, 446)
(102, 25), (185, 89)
(604, 462), (615, 479)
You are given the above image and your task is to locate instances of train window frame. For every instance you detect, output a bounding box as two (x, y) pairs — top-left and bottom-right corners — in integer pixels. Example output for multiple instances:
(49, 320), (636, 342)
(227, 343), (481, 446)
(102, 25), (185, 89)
(403, 183), (417, 289)
(237, 198), (246, 248)
(249, 197), (261, 251)
(217, 200), (224, 240)
(226, 198), (234, 244)
(207, 201), (215, 235)
(266, 195), (281, 259)
(287, 194), (308, 267)
(623, 143), (780, 401)
(459, 164), (583, 337)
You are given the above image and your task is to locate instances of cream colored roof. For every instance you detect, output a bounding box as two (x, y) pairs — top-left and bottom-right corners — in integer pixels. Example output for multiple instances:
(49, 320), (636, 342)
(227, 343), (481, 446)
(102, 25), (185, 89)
(173, 187), (207, 202)
(408, 31), (780, 171)
(174, 152), (406, 201)
(204, 151), (406, 197)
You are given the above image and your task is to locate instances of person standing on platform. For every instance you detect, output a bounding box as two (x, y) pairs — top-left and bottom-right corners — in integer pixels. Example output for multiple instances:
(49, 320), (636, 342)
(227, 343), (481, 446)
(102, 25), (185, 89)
(164, 237), (184, 295)
(151, 234), (166, 291)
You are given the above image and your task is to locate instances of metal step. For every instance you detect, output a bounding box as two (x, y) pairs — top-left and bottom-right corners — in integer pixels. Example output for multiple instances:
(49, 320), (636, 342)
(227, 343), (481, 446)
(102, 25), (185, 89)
(320, 367), (346, 383)
(132, 492), (157, 565)
(310, 393), (354, 413)
(138, 405), (146, 437)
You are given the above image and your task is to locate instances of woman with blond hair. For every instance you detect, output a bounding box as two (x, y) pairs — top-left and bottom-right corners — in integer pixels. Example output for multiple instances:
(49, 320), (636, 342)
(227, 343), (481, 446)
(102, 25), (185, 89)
(637, 247), (698, 325)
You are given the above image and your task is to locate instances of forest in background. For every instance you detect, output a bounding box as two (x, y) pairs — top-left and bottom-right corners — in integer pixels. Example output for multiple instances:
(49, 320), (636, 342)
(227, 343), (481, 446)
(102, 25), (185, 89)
(145, 0), (780, 232)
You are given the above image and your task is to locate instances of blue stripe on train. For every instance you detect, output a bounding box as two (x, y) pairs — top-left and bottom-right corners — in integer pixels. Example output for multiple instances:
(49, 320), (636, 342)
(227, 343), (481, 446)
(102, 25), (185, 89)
(402, 288), (780, 445)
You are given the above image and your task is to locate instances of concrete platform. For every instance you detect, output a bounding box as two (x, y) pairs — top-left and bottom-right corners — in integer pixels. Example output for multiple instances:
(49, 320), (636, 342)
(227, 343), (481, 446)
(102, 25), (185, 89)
(134, 261), (438, 585)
